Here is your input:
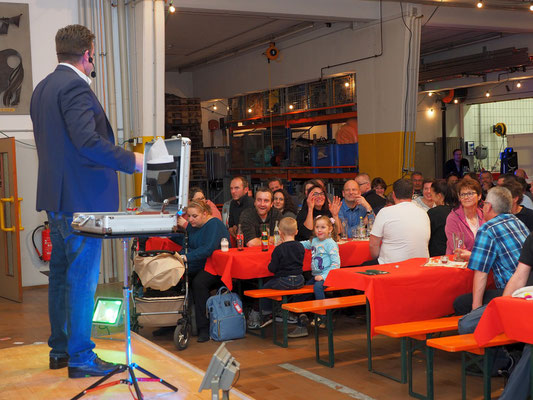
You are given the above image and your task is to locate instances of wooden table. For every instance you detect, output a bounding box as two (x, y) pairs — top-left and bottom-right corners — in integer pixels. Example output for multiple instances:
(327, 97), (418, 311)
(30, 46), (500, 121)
(325, 258), (474, 337)
(204, 240), (371, 290)
(474, 296), (533, 399)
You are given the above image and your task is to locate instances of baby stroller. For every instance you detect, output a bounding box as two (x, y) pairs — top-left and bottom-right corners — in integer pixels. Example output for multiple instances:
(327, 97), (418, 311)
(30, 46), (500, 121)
(130, 237), (192, 350)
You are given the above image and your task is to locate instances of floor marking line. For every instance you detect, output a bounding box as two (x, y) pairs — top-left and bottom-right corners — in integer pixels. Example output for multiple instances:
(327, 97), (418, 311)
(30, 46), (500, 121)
(279, 363), (376, 400)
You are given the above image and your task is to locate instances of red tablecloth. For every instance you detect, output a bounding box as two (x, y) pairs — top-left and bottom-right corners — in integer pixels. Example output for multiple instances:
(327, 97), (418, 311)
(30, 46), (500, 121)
(204, 240), (371, 290)
(325, 258), (474, 336)
(474, 296), (533, 346)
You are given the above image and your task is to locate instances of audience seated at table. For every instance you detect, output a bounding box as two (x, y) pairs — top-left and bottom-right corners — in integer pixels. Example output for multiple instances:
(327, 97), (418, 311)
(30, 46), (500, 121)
(170, 201), (230, 343)
(494, 232), (533, 400)
(368, 178), (430, 265)
(177, 187), (222, 229)
(445, 172), (460, 187)
(257, 217), (305, 329)
(371, 177), (387, 199)
(498, 173), (533, 210)
(295, 182), (341, 241)
(356, 172), (386, 214)
(500, 179), (533, 231)
(410, 171), (424, 198)
(427, 179), (455, 257)
(272, 189), (297, 219)
(239, 187), (282, 247)
(338, 179), (373, 239)
(444, 178), (485, 255)
(227, 176), (254, 239)
(453, 186), (529, 316)
(414, 179), (436, 211)
(479, 171), (495, 200)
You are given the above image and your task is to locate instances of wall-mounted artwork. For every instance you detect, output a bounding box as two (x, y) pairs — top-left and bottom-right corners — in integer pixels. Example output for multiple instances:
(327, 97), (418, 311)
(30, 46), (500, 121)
(0, 3), (32, 115)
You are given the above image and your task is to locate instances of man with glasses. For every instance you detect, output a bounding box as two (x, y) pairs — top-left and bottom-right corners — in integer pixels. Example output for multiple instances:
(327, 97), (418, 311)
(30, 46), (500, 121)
(454, 186), (529, 318)
(356, 172), (385, 214)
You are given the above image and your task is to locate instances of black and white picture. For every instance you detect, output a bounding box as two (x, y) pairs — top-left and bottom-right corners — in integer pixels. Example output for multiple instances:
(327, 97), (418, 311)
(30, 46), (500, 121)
(0, 3), (32, 115)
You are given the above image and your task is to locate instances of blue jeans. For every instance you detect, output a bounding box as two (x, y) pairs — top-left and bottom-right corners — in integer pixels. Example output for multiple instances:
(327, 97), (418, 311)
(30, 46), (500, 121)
(307, 277), (326, 300)
(259, 275), (304, 313)
(47, 211), (102, 366)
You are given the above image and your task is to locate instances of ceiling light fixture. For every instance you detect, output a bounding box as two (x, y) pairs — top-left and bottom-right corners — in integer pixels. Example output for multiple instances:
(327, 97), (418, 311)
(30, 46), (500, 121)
(289, 104), (294, 110)
(428, 108), (434, 115)
(344, 82), (350, 88)
(212, 105), (217, 110)
(428, 92), (433, 97)
(516, 81), (522, 88)
(168, 1), (176, 13)
(485, 91), (491, 97)
(476, 0), (483, 8)
(530, 2), (533, 11)
(453, 99), (459, 104)
(248, 108), (253, 113)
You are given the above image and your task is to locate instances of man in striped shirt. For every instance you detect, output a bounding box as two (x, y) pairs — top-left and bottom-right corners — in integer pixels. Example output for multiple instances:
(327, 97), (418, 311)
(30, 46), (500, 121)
(454, 186), (529, 325)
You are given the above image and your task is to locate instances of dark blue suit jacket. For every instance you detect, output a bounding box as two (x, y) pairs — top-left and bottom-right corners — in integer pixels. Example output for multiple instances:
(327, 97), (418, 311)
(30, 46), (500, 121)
(31, 65), (135, 213)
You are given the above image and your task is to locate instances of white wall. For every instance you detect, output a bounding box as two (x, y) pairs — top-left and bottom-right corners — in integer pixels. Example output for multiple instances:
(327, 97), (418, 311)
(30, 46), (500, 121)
(0, 0), (78, 287)
(166, 71), (194, 98)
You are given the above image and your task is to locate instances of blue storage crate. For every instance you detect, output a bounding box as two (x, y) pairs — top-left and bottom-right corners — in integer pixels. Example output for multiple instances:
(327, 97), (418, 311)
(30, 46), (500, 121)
(333, 143), (358, 173)
(311, 144), (335, 173)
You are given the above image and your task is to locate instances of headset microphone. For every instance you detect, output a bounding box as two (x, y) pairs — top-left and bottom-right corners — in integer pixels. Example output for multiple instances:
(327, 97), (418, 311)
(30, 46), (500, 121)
(88, 56), (96, 78)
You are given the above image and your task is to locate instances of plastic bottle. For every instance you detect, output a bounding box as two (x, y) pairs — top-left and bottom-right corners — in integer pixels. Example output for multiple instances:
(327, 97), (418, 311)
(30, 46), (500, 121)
(236, 224), (244, 251)
(261, 224), (269, 252)
(273, 220), (281, 246)
(366, 211), (375, 236)
(357, 216), (366, 239)
(220, 237), (229, 252)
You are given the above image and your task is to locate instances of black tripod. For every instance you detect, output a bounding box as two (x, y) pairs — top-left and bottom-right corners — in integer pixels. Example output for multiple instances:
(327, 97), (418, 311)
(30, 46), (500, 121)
(71, 236), (178, 400)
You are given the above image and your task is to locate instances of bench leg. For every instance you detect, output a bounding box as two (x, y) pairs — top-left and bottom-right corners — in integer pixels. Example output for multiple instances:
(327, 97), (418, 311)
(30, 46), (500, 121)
(461, 351), (490, 400)
(408, 337), (434, 400)
(483, 349), (494, 400)
(315, 311), (335, 368)
(272, 296), (288, 348)
(366, 300), (372, 371)
(371, 336), (408, 383)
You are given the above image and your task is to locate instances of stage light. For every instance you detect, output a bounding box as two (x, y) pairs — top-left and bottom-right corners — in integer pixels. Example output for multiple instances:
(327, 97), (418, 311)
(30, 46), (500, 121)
(516, 81), (522, 88)
(199, 343), (240, 399)
(92, 297), (124, 326)
(476, 0), (483, 8)
(485, 91), (491, 97)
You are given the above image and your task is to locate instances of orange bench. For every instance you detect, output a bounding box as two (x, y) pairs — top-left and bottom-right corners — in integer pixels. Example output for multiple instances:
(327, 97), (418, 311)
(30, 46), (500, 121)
(282, 295), (367, 367)
(244, 285), (341, 348)
(373, 316), (461, 388)
(426, 333), (517, 400)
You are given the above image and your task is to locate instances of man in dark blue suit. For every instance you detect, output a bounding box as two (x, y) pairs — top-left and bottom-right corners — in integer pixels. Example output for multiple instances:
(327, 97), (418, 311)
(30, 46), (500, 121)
(30, 25), (143, 378)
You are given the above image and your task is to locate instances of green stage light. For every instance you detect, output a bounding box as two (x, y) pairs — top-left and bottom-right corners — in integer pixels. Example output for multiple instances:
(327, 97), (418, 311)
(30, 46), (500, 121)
(92, 297), (124, 326)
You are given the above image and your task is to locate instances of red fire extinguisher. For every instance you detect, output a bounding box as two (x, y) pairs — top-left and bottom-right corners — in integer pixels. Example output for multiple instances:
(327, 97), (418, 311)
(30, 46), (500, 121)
(32, 221), (52, 262)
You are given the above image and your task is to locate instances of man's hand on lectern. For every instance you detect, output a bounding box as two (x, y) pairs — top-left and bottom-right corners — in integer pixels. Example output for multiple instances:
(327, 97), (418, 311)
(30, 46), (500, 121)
(134, 152), (144, 173)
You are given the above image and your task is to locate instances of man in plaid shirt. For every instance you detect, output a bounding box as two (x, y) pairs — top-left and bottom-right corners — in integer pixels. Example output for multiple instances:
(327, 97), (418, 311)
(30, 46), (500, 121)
(454, 186), (529, 332)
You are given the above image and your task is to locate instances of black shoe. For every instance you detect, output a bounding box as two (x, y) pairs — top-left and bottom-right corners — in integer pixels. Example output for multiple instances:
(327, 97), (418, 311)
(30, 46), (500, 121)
(50, 355), (69, 370)
(197, 330), (210, 343)
(68, 357), (117, 378)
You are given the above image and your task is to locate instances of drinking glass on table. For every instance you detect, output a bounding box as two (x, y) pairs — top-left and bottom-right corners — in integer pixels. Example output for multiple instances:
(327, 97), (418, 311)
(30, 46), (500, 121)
(340, 218), (347, 240)
(452, 232), (465, 261)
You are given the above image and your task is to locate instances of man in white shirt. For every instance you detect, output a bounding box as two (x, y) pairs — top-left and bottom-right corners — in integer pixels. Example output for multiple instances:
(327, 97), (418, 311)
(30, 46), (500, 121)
(369, 179), (431, 264)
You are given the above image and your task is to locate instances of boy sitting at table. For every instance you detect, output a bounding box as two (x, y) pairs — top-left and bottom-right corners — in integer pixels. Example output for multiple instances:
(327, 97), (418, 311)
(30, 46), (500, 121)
(257, 217), (305, 328)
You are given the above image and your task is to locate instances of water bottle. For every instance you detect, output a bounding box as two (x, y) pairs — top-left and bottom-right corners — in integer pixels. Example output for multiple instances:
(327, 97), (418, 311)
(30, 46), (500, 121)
(357, 216), (366, 239)
(261, 224), (269, 252)
(236, 224), (244, 251)
(273, 220), (281, 246)
(367, 212), (375, 237)
(220, 237), (229, 252)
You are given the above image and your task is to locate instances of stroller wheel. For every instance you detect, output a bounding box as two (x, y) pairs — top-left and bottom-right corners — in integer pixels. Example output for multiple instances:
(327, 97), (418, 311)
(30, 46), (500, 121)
(174, 321), (190, 350)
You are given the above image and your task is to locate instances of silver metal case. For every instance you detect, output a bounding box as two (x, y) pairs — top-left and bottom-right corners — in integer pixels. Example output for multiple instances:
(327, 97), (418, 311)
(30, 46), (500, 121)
(141, 136), (191, 214)
(71, 212), (177, 235)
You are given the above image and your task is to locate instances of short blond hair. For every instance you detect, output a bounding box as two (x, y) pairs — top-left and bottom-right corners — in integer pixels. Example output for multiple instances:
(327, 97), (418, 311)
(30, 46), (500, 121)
(279, 217), (297, 236)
